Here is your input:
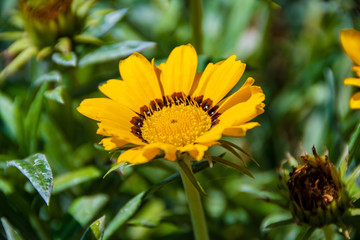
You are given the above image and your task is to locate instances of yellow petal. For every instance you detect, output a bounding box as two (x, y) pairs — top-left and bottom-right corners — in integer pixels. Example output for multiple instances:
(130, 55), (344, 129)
(223, 122), (260, 137)
(97, 122), (144, 145)
(340, 29), (360, 66)
(117, 146), (159, 164)
(179, 143), (217, 161)
(117, 143), (177, 164)
(151, 59), (165, 95)
(119, 53), (163, 104)
(201, 55), (246, 105)
(160, 44), (198, 96)
(100, 137), (129, 150)
(189, 72), (203, 95)
(77, 98), (133, 126)
(219, 87), (265, 126)
(350, 92), (360, 109)
(344, 77), (360, 87)
(192, 61), (222, 97)
(352, 66), (360, 76)
(99, 79), (145, 112)
(217, 77), (255, 113)
(195, 123), (227, 143)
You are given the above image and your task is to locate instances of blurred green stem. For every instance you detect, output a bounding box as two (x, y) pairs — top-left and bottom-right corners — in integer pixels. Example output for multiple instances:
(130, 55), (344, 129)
(189, 0), (203, 53)
(322, 225), (334, 240)
(178, 156), (209, 240)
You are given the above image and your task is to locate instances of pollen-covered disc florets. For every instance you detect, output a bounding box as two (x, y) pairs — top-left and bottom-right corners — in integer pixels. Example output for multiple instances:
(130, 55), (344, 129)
(287, 147), (350, 227)
(142, 103), (212, 147)
(130, 93), (220, 147)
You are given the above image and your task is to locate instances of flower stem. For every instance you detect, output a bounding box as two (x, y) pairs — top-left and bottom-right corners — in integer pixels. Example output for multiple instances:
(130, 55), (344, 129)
(189, 0), (203, 53)
(322, 225), (334, 240)
(178, 157), (209, 240)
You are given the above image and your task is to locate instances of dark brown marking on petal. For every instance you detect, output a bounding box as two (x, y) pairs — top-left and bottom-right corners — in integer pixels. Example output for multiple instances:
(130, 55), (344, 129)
(194, 96), (204, 106)
(131, 126), (147, 143)
(202, 98), (213, 111)
(163, 96), (172, 107)
(131, 116), (143, 127)
(150, 100), (158, 112)
(208, 105), (219, 116)
(140, 105), (151, 116)
(171, 92), (184, 105)
(156, 98), (164, 109)
(211, 118), (219, 127)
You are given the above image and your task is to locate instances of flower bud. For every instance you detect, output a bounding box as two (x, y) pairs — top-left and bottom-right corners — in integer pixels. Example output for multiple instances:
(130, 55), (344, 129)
(287, 146), (350, 227)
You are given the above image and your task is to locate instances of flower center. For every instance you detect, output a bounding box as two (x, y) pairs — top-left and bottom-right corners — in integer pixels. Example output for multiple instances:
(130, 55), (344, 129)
(130, 93), (220, 146)
(141, 103), (212, 147)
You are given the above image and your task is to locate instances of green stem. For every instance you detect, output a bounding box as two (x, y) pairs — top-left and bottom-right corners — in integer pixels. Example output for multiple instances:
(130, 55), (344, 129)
(189, 0), (203, 53)
(322, 225), (334, 240)
(178, 157), (209, 240)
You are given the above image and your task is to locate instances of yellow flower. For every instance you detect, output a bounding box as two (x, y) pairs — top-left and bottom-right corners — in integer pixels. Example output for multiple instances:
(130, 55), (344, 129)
(340, 29), (360, 109)
(77, 44), (265, 164)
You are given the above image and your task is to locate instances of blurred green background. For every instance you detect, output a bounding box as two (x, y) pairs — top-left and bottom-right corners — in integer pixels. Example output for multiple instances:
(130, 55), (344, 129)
(1, 0), (360, 239)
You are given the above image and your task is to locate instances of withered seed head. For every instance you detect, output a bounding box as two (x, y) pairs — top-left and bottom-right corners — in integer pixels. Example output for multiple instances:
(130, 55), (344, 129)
(286, 146), (348, 227)
(287, 146), (340, 212)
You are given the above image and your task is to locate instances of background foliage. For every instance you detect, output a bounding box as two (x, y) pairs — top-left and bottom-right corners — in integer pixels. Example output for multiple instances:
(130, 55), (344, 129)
(1, 0), (360, 239)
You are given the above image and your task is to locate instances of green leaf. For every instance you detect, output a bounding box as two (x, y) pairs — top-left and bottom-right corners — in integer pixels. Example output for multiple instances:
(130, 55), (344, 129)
(103, 162), (128, 179)
(345, 164), (360, 192)
(44, 86), (65, 104)
(353, 191), (360, 201)
(85, 9), (128, 37)
(0, 47), (37, 83)
(76, 0), (97, 18)
(218, 139), (259, 166)
(7, 153), (53, 205)
(36, 46), (53, 60)
(348, 122), (360, 165)
(350, 208), (360, 216)
(0, 31), (24, 41)
(0, 93), (17, 140)
(53, 166), (102, 194)
(52, 52), (77, 67)
(265, 219), (294, 228)
(212, 156), (254, 179)
(24, 83), (48, 153)
(81, 215), (106, 240)
(218, 141), (245, 165)
(103, 192), (146, 240)
(74, 34), (103, 45)
(177, 158), (208, 197)
(127, 219), (158, 228)
(7, 38), (32, 56)
(337, 148), (348, 179)
(79, 41), (156, 66)
(1, 218), (24, 240)
(34, 71), (61, 86)
(299, 227), (316, 240)
(0, 177), (14, 195)
(69, 194), (109, 227)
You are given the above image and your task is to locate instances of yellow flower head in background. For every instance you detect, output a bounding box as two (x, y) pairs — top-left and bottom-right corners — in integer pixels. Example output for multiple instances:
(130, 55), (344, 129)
(340, 29), (360, 109)
(78, 44), (265, 164)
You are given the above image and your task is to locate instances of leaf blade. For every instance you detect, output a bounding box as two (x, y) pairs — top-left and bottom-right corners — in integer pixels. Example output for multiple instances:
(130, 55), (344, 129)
(7, 153), (53, 205)
(81, 215), (106, 240)
(212, 156), (254, 179)
(78, 41), (156, 66)
(103, 192), (146, 240)
(1, 218), (24, 240)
